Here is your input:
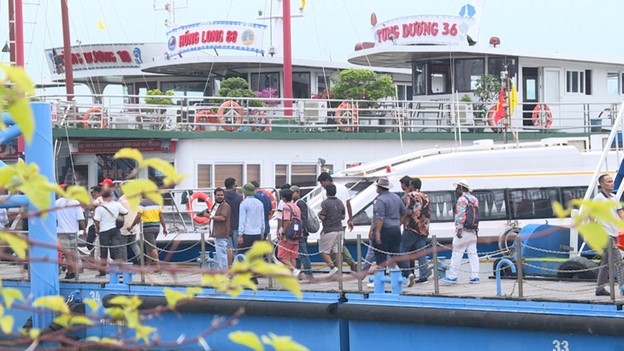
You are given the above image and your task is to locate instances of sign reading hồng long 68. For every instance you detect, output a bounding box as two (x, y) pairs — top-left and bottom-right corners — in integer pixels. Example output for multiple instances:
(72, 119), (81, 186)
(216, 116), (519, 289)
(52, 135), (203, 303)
(373, 15), (474, 47)
(166, 21), (267, 57)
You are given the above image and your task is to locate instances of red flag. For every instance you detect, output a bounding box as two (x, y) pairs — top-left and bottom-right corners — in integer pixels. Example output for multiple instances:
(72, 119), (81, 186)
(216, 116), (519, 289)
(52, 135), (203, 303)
(493, 89), (506, 124)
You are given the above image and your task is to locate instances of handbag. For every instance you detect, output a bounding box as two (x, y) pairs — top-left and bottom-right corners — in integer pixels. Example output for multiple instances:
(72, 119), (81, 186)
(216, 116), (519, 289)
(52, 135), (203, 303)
(101, 204), (125, 229)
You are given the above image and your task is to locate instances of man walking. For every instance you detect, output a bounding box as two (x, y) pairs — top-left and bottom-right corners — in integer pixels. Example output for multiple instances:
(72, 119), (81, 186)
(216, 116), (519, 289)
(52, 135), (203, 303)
(594, 174), (624, 296)
(56, 184), (86, 279)
(93, 188), (128, 276)
(292, 185), (314, 280)
(399, 178), (431, 286)
(442, 179), (480, 284)
(318, 184), (344, 276)
(370, 177), (406, 270)
(119, 186), (140, 264)
(251, 181), (272, 240)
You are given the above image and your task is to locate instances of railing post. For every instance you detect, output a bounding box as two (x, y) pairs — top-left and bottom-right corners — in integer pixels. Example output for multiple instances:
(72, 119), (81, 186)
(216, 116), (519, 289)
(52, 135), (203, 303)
(357, 234), (362, 293)
(268, 233), (274, 289)
(432, 235), (439, 295)
(608, 238), (616, 302)
(515, 236), (524, 298)
(139, 227), (145, 284)
(337, 230), (343, 291)
(200, 229), (206, 270)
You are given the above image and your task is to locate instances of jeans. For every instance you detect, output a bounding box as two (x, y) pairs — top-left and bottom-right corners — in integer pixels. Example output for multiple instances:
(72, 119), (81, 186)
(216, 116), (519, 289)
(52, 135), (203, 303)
(398, 230), (429, 279)
(121, 234), (140, 262)
(297, 238), (313, 277)
(214, 238), (229, 270)
(373, 226), (401, 266)
(596, 236), (624, 290)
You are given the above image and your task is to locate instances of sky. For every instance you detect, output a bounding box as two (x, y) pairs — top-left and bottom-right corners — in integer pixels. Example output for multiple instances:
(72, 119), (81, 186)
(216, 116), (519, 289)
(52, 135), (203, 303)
(0, 0), (623, 86)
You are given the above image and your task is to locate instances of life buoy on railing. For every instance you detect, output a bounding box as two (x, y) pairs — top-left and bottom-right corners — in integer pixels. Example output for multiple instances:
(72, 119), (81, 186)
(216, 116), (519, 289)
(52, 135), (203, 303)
(336, 102), (358, 132)
(217, 100), (243, 132)
(260, 189), (277, 218)
(532, 104), (553, 128)
(82, 107), (105, 129)
(486, 105), (503, 133)
(194, 110), (218, 131)
(252, 112), (271, 132)
(186, 192), (214, 225)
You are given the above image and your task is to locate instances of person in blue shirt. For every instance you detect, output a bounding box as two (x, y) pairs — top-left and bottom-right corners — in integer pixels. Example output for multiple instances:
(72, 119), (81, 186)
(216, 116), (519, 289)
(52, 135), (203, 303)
(251, 181), (272, 239)
(238, 183), (266, 254)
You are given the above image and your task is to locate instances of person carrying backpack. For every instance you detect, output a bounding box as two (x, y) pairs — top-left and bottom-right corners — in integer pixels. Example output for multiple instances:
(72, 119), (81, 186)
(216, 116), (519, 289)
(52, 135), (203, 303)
(277, 189), (302, 277)
(399, 177), (430, 286)
(442, 179), (480, 284)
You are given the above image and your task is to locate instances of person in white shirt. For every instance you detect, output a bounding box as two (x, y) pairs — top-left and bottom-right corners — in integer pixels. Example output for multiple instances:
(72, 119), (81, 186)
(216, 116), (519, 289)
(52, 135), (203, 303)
(118, 188), (140, 264)
(93, 189), (128, 277)
(56, 184), (86, 280)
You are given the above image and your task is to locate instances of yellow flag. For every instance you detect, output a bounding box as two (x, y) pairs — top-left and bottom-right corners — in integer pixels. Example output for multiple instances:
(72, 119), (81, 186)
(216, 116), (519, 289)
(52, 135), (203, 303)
(98, 18), (105, 30)
(509, 82), (518, 114)
(301, 0), (306, 10)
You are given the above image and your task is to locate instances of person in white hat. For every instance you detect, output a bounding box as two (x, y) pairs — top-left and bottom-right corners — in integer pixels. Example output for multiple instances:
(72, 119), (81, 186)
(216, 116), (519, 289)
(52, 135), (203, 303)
(442, 179), (480, 284)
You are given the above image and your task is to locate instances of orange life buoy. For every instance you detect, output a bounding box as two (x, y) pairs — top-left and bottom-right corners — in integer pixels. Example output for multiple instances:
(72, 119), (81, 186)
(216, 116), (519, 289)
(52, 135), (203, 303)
(195, 110), (218, 131)
(82, 107), (105, 128)
(186, 192), (214, 225)
(217, 100), (243, 132)
(532, 104), (553, 128)
(486, 105), (503, 133)
(336, 102), (358, 132)
(260, 189), (277, 218)
(252, 111), (271, 132)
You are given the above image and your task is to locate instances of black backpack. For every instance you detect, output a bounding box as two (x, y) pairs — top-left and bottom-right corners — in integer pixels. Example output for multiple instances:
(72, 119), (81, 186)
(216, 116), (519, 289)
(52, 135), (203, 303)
(463, 195), (479, 230)
(284, 203), (303, 241)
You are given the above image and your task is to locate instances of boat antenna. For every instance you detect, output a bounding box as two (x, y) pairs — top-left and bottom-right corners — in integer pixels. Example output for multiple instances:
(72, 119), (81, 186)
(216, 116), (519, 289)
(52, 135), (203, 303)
(153, 0), (188, 28)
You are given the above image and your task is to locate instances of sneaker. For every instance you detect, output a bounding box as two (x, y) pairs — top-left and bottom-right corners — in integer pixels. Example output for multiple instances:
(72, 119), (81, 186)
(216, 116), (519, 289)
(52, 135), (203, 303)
(95, 272), (106, 278)
(64, 273), (75, 280)
(366, 282), (375, 288)
(292, 268), (301, 277)
(415, 277), (428, 284)
(407, 273), (415, 287)
(441, 277), (457, 284)
(596, 288), (610, 296)
(328, 267), (339, 277)
(469, 277), (480, 284)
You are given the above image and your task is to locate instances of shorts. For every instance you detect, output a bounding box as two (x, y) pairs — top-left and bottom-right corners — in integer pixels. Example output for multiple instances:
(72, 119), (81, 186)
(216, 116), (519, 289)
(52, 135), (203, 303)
(277, 240), (299, 260)
(319, 231), (341, 254)
(143, 226), (160, 248)
(58, 232), (77, 252)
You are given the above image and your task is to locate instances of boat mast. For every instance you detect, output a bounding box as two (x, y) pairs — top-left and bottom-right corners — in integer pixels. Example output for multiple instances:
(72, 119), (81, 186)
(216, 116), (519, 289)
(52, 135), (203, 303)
(13, 0), (23, 66)
(60, 0), (74, 101)
(282, 0), (293, 115)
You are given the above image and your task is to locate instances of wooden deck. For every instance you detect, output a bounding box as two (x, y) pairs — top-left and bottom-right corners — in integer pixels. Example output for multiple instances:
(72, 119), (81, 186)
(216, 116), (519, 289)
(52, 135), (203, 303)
(2, 262), (620, 305)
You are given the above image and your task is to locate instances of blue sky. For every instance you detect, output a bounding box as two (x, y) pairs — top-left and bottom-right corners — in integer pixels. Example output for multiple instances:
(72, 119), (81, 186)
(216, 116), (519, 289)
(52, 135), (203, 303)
(0, 0), (622, 85)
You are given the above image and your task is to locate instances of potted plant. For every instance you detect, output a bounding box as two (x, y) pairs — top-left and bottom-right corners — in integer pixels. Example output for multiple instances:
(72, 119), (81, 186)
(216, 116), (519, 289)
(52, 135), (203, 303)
(138, 89), (174, 130)
(216, 77), (266, 131)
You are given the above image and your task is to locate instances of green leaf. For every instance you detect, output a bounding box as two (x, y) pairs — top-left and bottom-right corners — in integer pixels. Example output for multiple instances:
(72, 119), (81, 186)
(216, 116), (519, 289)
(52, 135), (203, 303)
(6, 97), (34, 144)
(2, 287), (24, 308)
(142, 158), (177, 179)
(108, 295), (142, 309)
(164, 288), (188, 309)
(252, 261), (292, 277)
(120, 179), (160, 211)
(63, 185), (91, 205)
(113, 148), (144, 164)
(52, 314), (71, 328)
(552, 201), (570, 218)
(32, 296), (69, 314)
(275, 276), (302, 299)
(186, 286), (203, 296)
(200, 273), (230, 292)
(134, 324), (155, 344)
(0, 315), (13, 334)
(68, 315), (93, 326)
(0, 232), (27, 259)
(28, 328), (40, 339)
(261, 333), (308, 351)
(245, 241), (273, 261)
(229, 331), (264, 351)
(577, 222), (609, 252)
(84, 298), (99, 314)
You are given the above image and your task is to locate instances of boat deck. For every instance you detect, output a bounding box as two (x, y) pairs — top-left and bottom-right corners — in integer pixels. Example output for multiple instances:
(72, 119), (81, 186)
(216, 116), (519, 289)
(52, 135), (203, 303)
(3, 261), (620, 305)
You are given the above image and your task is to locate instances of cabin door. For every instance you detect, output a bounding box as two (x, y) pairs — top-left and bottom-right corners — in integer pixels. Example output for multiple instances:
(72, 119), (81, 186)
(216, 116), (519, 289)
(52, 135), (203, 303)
(543, 68), (561, 126)
(522, 67), (539, 127)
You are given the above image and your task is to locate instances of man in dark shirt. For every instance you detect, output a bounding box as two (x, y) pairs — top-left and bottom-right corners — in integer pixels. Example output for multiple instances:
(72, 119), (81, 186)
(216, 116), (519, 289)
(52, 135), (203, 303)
(224, 177), (243, 252)
(292, 185), (314, 280)
(371, 177), (407, 270)
(318, 184), (345, 276)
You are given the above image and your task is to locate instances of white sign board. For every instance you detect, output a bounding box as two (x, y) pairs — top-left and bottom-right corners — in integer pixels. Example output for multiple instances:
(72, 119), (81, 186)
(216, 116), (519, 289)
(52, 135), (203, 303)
(373, 15), (474, 47)
(166, 21), (266, 57)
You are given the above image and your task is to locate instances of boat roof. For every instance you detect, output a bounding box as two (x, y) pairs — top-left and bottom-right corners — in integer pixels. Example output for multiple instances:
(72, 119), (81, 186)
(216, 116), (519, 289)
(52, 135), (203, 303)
(347, 44), (624, 69)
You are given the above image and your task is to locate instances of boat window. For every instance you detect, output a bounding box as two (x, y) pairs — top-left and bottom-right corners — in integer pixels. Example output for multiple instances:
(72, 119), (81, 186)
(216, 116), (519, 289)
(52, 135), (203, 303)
(293, 73), (311, 98)
(428, 191), (456, 222)
(274, 164), (333, 195)
(97, 154), (137, 184)
(197, 164), (212, 188)
(346, 181), (374, 198)
(454, 58), (484, 92)
(412, 62), (426, 96)
(566, 70), (585, 94)
(585, 69), (592, 95)
(488, 57), (517, 79)
(317, 75), (331, 94)
(472, 189), (508, 220)
(250, 72), (280, 95)
(246, 164), (261, 185)
(215, 165), (243, 190)
(561, 186), (587, 209)
(508, 188), (559, 220)
(149, 162), (175, 205)
(160, 81), (208, 105)
(608, 73), (619, 95)
(429, 60), (451, 94)
(353, 201), (374, 226)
